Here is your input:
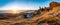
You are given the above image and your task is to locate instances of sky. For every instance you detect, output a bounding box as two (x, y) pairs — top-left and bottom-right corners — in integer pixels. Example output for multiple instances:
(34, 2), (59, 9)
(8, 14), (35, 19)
(0, 0), (60, 10)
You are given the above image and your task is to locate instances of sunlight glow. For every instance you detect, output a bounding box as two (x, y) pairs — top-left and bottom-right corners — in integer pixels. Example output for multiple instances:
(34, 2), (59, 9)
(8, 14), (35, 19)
(9, 6), (19, 13)
(10, 8), (19, 14)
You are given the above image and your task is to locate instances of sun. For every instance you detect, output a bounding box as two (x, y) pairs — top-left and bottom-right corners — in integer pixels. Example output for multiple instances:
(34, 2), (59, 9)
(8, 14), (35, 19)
(10, 8), (19, 14)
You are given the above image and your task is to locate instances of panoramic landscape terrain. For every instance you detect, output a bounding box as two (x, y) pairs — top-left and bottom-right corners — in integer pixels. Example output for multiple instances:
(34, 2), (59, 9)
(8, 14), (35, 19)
(0, 0), (60, 25)
(0, 2), (60, 25)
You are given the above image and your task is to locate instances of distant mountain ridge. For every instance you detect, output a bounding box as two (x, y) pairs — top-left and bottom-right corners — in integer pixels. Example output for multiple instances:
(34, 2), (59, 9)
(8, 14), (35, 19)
(0, 10), (35, 13)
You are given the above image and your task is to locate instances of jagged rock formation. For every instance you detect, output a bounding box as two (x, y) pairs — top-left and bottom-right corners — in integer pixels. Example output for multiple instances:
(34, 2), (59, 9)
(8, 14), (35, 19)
(0, 2), (60, 25)
(50, 2), (60, 7)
